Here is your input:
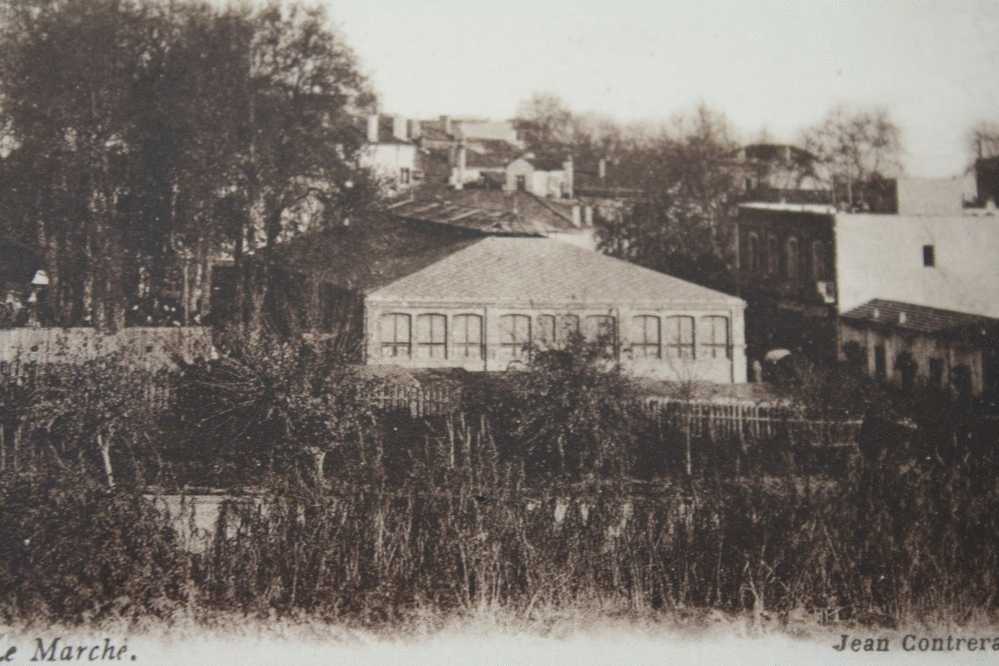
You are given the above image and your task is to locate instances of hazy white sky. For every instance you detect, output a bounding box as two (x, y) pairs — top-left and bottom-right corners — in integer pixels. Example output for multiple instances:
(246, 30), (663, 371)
(324, 0), (999, 177)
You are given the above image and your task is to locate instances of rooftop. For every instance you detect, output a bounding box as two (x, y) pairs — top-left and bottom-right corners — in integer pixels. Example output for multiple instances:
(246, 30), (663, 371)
(841, 298), (999, 336)
(388, 190), (581, 236)
(368, 236), (744, 306)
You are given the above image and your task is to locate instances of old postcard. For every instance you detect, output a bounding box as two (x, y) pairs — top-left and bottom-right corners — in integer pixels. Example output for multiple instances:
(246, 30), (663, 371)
(0, 0), (997, 664)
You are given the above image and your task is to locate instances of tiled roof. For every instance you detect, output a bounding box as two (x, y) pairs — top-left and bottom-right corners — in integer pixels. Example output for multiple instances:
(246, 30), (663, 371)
(388, 190), (579, 236)
(277, 214), (480, 292)
(841, 299), (999, 336)
(368, 236), (744, 306)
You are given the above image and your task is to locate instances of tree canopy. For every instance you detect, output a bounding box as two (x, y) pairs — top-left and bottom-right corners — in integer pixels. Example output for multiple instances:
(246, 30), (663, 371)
(0, 0), (378, 331)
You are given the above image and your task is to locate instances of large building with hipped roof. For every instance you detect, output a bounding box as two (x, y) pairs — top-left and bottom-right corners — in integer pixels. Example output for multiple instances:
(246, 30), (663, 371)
(364, 235), (746, 382)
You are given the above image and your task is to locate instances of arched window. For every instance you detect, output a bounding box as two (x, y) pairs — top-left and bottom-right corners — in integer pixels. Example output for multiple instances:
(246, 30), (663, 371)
(584, 314), (616, 356)
(785, 236), (799, 281)
(379, 313), (411, 358)
(536, 314), (557, 348)
(665, 315), (695, 359)
(631, 315), (661, 359)
(700, 316), (730, 359)
(452, 314), (483, 360)
(559, 314), (580, 342)
(767, 234), (779, 275)
(812, 240), (829, 281)
(747, 232), (760, 273)
(499, 314), (531, 359)
(416, 313), (447, 359)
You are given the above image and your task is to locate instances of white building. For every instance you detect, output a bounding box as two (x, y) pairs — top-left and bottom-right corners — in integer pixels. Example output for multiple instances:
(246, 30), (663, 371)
(365, 236), (747, 383)
(356, 114), (419, 193)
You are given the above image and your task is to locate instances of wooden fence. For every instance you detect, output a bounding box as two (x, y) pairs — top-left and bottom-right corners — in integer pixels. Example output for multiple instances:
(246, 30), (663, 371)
(0, 326), (212, 368)
(644, 397), (863, 446)
(369, 383), (462, 417)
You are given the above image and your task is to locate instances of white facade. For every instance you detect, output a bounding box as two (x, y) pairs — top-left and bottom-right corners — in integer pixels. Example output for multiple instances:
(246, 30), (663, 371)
(834, 214), (999, 317)
(360, 142), (418, 191)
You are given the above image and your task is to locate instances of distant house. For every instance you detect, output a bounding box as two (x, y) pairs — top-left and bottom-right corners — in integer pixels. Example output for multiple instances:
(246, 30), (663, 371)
(734, 143), (830, 205)
(364, 236), (747, 382)
(354, 114), (420, 192)
(733, 197), (999, 384)
(840, 299), (999, 400)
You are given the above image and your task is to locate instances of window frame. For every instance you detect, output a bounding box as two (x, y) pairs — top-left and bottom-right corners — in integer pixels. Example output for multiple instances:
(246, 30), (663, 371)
(767, 233), (780, 275)
(452, 313), (483, 360)
(665, 315), (696, 359)
(747, 231), (760, 273)
(584, 314), (617, 356)
(536, 314), (557, 348)
(785, 236), (800, 281)
(699, 315), (731, 359)
(923, 244), (935, 267)
(631, 315), (662, 359)
(415, 313), (447, 359)
(379, 312), (412, 358)
(499, 313), (532, 359)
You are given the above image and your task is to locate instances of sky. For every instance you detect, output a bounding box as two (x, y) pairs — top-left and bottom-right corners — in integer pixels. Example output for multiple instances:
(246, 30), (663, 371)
(320, 0), (999, 178)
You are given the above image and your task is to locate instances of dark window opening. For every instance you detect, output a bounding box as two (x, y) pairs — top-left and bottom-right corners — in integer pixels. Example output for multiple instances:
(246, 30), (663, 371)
(874, 345), (886, 380)
(923, 244), (935, 267)
(929, 358), (944, 387)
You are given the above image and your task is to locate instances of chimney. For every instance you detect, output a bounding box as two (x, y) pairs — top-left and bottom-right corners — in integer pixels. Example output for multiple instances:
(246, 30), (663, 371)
(563, 154), (574, 199)
(583, 205), (594, 227)
(366, 114), (379, 144)
(571, 205), (582, 228)
(392, 115), (407, 141)
(408, 119), (421, 140)
(598, 157), (607, 181)
(455, 139), (467, 190)
(440, 115), (452, 136)
(899, 312), (907, 325)
(872, 308), (880, 320)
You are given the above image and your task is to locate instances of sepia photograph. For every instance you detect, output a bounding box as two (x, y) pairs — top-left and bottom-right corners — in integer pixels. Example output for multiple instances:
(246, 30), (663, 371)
(0, 0), (997, 663)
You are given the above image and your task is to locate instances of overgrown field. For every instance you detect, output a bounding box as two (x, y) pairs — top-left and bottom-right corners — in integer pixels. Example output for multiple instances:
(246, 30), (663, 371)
(1, 334), (997, 632)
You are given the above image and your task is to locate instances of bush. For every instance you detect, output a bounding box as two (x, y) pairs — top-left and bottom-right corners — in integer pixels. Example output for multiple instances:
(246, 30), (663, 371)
(0, 470), (190, 625)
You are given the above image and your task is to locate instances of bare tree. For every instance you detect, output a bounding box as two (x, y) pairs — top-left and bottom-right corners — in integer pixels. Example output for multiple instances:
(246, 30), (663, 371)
(515, 91), (577, 150)
(801, 105), (903, 206)
(968, 120), (999, 162)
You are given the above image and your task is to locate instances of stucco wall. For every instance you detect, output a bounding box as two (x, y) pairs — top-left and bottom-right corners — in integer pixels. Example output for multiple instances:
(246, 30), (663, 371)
(364, 299), (747, 384)
(834, 214), (999, 317)
(839, 321), (984, 395)
(360, 143), (418, 187)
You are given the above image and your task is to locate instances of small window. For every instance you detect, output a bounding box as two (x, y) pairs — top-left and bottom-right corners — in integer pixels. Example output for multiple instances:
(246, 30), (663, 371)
(665, 316), (695, 359)
(515, 175), (527, 191)
(499, 314), (531, 359)
(631, 315), (661, 359)
(786, 237), (800, 281)
(746, 232), (760, 273)
(923, 244), (935, 267)
(416, 313), (447, 359)
(452, 314), (483, 360)
(700, 316), (730, 359)
(767, 234), (779, 275)
(874, 345), (886, 380)
(812, 241), (829, 281)
(929, 358), (944, 387)
(379, 313), (411, 358)
(400, 167), (411, 185)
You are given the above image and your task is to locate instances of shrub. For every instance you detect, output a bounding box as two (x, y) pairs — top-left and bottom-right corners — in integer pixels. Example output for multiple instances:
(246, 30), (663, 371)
(0, 469), (190, 625)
